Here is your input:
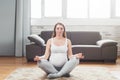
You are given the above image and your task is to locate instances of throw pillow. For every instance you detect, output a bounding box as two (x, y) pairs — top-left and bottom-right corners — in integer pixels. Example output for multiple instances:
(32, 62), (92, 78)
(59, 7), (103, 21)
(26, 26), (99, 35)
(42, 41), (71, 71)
(28, 34), (45, 46)
(96, 39), (117, 47)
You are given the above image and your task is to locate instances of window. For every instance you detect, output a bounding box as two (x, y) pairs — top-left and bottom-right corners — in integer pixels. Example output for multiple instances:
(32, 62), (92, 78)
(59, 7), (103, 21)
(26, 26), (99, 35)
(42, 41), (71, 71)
(89, 0), (110, 18)
(44, 0), (62, 17)
(67, 0), (88, 18)
(31, 0), (119, 19)
(67, 0), (110, 18)
(115, 0), (120, 17)
(31, 0), (41, 18)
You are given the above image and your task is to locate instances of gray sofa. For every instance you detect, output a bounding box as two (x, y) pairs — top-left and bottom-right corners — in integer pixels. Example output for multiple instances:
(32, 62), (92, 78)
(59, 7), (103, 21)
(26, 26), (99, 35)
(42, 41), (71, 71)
(26, 31), (118, 63)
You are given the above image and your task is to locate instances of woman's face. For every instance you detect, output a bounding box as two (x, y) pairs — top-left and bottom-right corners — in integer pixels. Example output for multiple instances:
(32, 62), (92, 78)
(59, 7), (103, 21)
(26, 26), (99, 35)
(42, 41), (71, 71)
(55, 24), (64, 36)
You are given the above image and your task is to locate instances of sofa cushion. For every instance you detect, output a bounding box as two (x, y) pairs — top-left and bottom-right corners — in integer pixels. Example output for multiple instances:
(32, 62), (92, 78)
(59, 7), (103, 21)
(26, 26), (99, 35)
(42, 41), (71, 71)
(72, 45), (100, 48)
(28, 34), (45, 46)
(72, 45), (101, 60)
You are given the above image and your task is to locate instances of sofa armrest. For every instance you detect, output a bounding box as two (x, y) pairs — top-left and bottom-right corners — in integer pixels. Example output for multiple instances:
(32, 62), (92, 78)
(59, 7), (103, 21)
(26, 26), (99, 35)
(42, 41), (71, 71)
(96, 39), (117, 47)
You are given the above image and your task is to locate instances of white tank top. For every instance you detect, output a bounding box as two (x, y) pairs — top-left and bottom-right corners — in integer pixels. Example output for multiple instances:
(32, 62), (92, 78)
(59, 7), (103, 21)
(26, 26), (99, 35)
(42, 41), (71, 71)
(49, 38), (68, 67)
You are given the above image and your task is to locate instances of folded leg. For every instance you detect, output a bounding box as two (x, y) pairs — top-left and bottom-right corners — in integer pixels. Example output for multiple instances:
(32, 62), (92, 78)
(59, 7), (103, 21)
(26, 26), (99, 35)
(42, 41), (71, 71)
(47, 57), (79, 78)
(37, 59), (58, 74)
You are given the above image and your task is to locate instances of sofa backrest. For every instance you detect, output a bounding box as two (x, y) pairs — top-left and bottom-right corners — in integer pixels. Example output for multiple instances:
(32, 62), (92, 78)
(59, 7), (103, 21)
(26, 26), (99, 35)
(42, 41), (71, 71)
(40, 31), (53, 43)
(70, 31), (101, 45)
(40, 31), (71, 43)
(40, 31), (101, 45)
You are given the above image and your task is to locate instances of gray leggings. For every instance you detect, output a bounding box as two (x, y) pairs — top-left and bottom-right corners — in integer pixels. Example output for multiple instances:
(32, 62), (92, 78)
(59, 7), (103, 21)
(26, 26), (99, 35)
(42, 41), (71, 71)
(37, 57), (79, 75)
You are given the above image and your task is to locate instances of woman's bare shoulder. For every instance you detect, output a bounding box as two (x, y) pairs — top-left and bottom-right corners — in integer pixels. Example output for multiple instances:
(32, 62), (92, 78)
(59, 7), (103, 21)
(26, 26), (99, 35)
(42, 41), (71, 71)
(66, 38), (72, 44)
(46, 38), (52, 44)
(67, 38), (71, 42)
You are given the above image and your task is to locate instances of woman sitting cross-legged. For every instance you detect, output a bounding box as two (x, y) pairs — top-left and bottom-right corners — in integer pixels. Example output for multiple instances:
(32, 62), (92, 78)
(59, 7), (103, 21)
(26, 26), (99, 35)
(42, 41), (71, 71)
(34, 22), (84, 79)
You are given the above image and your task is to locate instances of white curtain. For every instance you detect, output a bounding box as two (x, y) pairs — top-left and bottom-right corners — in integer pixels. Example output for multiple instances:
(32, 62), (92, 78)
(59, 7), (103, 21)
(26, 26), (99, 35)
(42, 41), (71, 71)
(15, 0), (30, 57)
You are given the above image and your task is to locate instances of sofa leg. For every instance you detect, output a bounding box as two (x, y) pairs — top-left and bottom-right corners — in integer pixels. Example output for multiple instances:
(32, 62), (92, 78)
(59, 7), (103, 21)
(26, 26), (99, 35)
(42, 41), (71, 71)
(27, 59), (30, 62)
(26, 59), (34, 62)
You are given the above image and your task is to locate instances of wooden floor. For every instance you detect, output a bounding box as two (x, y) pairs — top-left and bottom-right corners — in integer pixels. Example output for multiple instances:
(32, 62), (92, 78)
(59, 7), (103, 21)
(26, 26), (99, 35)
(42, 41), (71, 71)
(0, 56), (120, 80)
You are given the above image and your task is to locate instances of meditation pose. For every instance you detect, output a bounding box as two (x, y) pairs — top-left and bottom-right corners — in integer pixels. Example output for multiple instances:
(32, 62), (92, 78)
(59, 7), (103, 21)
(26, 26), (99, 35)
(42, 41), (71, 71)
(34, 22), (84, 79)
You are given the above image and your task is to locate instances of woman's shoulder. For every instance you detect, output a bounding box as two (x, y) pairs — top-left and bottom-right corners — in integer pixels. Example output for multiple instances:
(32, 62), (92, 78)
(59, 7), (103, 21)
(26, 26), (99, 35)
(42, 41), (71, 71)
(48, 38), (53, 40)
(66, 38), (72, 44)
(66, 38), (71, 42)
(46, 38), (53, 44)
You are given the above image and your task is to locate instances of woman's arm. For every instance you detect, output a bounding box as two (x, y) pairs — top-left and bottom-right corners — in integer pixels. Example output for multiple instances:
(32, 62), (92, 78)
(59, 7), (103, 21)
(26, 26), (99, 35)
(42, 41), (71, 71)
(34, 39), (51, 61)
(67, 39), (84, 59)
(42, 39), (51, 59)
(67, 39), (74, 59)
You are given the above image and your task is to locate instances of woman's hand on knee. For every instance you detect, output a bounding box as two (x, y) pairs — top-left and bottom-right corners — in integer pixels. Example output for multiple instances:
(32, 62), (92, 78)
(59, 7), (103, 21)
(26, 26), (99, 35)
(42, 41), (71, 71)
(75, 53), (84, 59)
(34, 56), (41, 61)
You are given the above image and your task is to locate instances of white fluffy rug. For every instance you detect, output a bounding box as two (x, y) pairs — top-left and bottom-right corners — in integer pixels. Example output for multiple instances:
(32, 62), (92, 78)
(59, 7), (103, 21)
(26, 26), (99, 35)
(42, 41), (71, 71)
(5, 66), (119, 80)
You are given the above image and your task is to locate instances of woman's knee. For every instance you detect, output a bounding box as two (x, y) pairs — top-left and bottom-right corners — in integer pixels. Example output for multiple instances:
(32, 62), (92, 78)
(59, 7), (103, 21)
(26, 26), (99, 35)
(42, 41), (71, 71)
(37, 59), (48, 66)
(69, 57), (79, 65)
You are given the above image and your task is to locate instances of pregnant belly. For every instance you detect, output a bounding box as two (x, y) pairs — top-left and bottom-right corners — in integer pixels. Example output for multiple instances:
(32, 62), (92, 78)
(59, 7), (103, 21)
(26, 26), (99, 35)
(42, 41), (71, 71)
(49, 53), (68, 67)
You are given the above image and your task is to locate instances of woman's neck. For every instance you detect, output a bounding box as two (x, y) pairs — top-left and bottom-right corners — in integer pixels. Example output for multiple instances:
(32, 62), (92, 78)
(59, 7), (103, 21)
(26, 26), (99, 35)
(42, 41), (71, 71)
(55, 36), (64, 39)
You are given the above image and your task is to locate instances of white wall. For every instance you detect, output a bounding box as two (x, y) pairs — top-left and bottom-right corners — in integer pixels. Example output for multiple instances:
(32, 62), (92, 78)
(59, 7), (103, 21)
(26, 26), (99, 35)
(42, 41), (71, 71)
(31, 18), (120, 26)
